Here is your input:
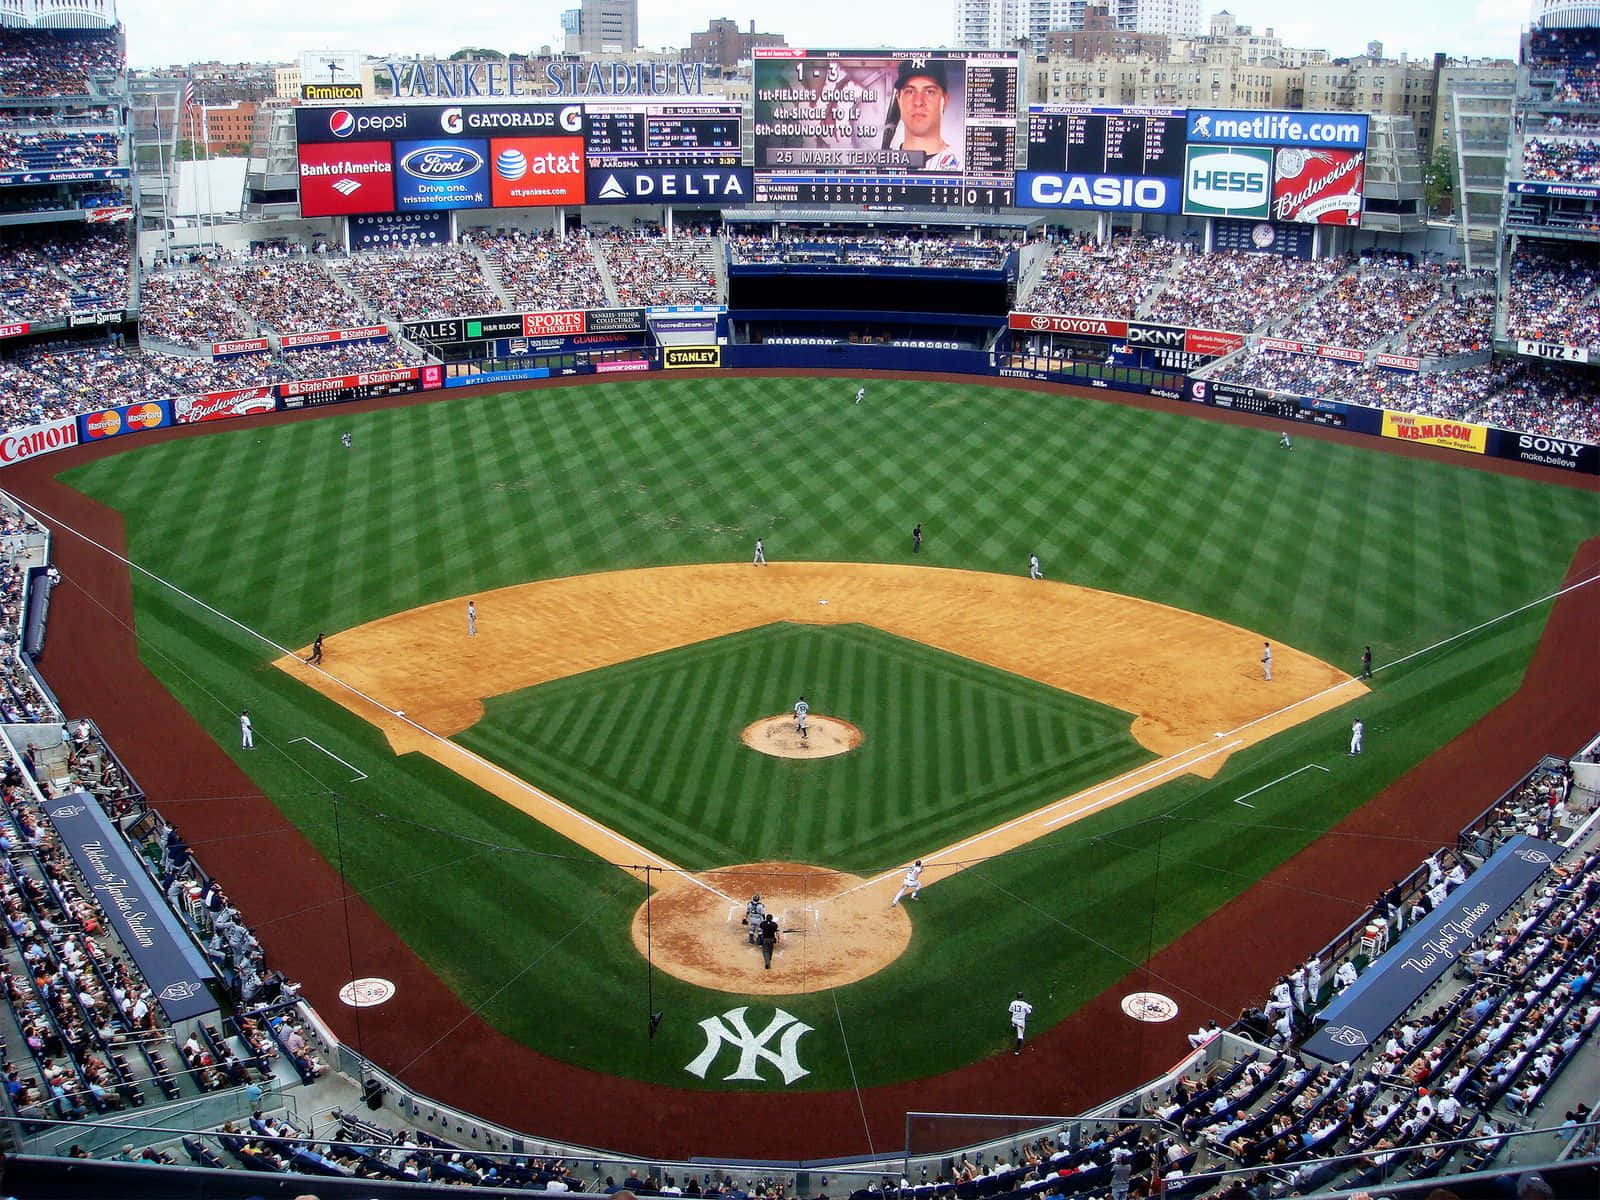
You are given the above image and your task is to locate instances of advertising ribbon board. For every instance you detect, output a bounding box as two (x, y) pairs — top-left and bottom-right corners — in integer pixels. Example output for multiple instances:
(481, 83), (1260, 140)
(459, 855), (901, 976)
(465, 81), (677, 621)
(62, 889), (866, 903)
(176, 387), (277, 425)
(1381, 411), (1487, 454)
(664, 346), (721, 369)
(80, 401), (171, 441)
(0, 416), (78, 466)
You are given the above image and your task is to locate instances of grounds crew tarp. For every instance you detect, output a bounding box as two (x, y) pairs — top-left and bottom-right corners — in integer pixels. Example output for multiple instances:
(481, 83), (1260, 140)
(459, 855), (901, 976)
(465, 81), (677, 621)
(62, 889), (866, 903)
(41, 790), (219, 1022)
(1302, 835), (1560, 1063)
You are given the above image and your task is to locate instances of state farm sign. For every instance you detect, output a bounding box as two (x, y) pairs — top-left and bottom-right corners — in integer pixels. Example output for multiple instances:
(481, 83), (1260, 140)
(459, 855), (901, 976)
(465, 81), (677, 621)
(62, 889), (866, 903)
(0, 417), (78, 465)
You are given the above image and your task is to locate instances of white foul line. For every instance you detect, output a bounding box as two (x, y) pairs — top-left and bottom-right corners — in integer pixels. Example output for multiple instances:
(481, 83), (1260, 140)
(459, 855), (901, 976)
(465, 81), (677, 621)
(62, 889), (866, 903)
(1231, 762), (1330, 808)
(1042, 740), (1244, 828)
(288, 736), (368, 782)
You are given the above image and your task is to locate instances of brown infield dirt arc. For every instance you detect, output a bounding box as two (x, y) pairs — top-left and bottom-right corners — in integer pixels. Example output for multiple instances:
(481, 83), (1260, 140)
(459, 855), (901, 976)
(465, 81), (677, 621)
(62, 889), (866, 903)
(4, 370), (1597, 1162)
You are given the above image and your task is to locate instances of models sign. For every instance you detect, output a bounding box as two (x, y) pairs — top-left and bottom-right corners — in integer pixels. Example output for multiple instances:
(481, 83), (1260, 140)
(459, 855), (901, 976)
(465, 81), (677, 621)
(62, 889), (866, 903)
(1272, 148), (1364, 225)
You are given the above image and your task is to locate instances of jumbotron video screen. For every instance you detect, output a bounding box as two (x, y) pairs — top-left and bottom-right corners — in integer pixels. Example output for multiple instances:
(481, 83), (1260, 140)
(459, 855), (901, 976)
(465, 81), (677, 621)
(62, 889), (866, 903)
(751, 48), (1018, 207)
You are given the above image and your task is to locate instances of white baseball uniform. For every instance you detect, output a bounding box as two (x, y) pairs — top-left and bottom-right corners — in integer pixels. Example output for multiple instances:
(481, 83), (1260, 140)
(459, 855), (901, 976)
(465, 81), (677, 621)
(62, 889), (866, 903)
(753, 538), (766, 565)
(467, 601), (477, 636)
(855, 387), (865, 404)
(1009, 995), (1033, 1052)
(793, 697), (809, 738)
(1262, 642), (1273, 680)
(891, 861), (924, 906)
(1350, 719), (1364, 755)
(1029, 554), (1041, 580)
(239, 711), (253, 749)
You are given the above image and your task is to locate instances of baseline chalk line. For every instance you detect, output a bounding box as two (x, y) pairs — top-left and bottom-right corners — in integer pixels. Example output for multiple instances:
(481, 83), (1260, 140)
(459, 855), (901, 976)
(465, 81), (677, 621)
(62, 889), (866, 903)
(288, 736), (368, 782)
(1231, 762), (1329, 808)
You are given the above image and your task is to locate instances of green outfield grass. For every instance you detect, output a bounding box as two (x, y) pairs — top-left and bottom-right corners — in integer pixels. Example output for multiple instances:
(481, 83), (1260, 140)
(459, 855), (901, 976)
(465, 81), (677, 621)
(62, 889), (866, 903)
(57, 375), (1600, 1090)
(459, 621), (1154, 872)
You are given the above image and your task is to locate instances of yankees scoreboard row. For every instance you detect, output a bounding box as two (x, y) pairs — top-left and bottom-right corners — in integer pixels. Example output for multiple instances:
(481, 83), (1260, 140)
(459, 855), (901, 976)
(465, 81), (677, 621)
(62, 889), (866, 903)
(295, 88), (1368, 220)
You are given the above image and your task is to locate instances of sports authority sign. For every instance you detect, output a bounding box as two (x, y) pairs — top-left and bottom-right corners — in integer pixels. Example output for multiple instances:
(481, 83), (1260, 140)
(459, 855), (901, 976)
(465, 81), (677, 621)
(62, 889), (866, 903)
(1271, 148), (1364, 225)
(0, 416), (78, 465)
(1182, 145), (1272, 219)
(1381, 411), (1487, 455)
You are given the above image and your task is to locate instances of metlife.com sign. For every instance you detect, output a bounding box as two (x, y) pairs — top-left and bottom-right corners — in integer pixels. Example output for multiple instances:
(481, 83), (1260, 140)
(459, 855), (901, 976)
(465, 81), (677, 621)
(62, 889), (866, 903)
(1017, 172), (1181, 213)
(1186, 109), (1368, 150)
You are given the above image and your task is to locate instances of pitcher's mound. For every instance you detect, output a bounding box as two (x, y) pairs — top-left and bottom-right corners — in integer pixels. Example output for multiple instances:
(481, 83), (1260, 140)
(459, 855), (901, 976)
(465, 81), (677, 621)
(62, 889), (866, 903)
(631, 862), (910, 995)
(741, 715), (862, 759)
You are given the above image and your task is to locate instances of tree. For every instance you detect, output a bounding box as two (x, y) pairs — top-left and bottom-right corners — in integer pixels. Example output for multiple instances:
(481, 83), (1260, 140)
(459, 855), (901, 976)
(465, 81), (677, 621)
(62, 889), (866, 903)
(449, 47), (507, 60)
(1423, 142), (1456, 218)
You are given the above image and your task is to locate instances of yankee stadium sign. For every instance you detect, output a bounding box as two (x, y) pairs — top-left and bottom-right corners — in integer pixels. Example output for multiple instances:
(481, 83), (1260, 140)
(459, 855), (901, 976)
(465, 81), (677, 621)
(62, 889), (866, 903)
(381, 59), (711, 98)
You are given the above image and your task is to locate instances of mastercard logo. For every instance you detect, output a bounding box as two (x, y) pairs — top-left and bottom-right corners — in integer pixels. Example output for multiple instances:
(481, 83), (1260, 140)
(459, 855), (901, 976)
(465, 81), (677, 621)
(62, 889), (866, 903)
(127, 403), (164, 430)
(86, 410), (122, 438)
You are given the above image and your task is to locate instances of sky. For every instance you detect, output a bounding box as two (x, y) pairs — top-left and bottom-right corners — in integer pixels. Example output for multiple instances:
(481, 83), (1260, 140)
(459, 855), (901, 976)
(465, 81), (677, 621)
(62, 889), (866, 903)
(116, 0), (1534, 70)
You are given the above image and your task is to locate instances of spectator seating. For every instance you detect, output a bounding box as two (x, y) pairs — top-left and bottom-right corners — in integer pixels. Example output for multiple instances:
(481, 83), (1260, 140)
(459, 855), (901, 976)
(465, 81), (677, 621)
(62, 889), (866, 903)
(1507, 246), (1600, 351)
(473, 230), (610, 311)
(1144, 250), (1343, 336)
(336, 247), (500, 321)
(0, 129), (117, 173)
(0, 29), (123, 99)
(1521, 135), (1600, 182)
(1022, 237), (1178, 320)
(596, 228), (716, 306)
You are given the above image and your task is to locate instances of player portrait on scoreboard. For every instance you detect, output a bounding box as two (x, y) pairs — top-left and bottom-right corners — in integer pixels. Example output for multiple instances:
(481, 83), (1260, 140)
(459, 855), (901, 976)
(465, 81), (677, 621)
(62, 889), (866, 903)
(886, 58), (962, 171)
(753, 52), (967, 174)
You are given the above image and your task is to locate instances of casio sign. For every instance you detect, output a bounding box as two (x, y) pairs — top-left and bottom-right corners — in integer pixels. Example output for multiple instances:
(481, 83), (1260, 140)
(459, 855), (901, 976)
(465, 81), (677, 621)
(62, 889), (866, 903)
(400, 146), (484, 180)
(1187, 151), (1268, 206)
(1025, 173), (1172, 211)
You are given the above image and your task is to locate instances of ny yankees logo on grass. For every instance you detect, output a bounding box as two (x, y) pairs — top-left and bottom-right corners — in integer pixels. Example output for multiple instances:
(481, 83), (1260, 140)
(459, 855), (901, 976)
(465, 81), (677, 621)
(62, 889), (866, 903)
(685, 1007), (813, 1084)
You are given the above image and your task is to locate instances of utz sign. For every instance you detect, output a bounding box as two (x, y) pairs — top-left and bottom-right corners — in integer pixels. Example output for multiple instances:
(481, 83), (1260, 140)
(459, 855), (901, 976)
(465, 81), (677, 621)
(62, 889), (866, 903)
(1183, 146), (1272, 219)
(1272, 148), (1364, 225)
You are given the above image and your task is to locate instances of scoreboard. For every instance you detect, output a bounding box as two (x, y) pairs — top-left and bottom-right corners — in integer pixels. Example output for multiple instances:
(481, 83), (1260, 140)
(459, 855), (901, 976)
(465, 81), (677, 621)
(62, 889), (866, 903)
(751, 49), (1018, 208)
(583, 101), (742, 169)
(1027, 107), (1185, 178)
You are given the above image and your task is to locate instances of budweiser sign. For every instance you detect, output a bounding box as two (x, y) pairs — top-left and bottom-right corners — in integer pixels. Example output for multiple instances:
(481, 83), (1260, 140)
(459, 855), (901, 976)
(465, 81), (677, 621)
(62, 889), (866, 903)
(0, 417), (78, 465)
(1272, 148), (1364, 225)
(175, 387), (276, 424)
(523, 310), (585, 337)
(1008, 312), (1129, 338)
(281, 325), (389, 349)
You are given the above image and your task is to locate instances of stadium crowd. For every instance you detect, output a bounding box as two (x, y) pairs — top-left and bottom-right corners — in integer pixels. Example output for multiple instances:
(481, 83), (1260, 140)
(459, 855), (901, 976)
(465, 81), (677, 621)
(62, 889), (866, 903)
(1144, 249), (1343, 335)
(1281, 261), (1443, 351)
(1026, 236), (1178, 320)
(0, 29), (123, 98)
(0, 227), (129, 325)
(472, 230), (610, 311)
(1521, 135), (1600, 182)
(596, 228), (715, 306)
(1506, 246), (1600, 351)
(338, 247), (500, 321)
(0, 128), (118, 173)
(727, 230), (1015, 270)
(1398, 287), (1496, 358)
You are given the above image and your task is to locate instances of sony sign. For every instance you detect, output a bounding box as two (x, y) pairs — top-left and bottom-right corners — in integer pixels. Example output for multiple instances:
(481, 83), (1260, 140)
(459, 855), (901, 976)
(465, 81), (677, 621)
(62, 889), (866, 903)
(1017, 172), (1180, 213)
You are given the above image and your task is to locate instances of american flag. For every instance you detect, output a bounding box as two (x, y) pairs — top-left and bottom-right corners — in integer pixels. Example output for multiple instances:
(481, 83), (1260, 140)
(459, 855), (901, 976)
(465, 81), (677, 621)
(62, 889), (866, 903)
(181, 80), (195, 109)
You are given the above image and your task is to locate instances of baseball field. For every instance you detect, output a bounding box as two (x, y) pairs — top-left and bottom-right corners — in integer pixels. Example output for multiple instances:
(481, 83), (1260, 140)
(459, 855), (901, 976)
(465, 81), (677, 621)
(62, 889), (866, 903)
(17, 372), (1600, 1156)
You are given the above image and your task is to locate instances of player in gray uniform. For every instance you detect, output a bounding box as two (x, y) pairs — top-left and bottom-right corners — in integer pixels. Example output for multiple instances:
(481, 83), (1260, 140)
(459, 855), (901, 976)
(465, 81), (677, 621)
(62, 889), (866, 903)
(794, 695), (809, 741)
(744, 894), (765, 944)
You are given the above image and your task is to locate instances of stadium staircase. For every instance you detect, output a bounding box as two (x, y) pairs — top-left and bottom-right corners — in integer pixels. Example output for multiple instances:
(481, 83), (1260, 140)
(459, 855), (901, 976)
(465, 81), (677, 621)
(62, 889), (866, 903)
(588, 242), (623, 308)
(692, 235), (724, 305)
(1271, 261), (1359, 338)
(315, 257), (383, 327)
(1133, 246), (1187, 319)
(462, 243), (514, 312)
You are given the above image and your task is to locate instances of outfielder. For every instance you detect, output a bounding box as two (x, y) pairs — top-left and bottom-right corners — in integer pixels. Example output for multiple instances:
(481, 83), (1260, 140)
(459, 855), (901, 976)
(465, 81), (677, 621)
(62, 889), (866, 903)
(794, 695), (809, 741)
(239, 709), (253, 749)
(753, 538), (766, 566)
(1028, 553), (1042, 581)
(1279, 431), (1293, 449)
(891, 860), (924, 906)
(854, 386), (865, 405)
(1008, 991), (1033, 1053)
(1349, 718), (1364, 756)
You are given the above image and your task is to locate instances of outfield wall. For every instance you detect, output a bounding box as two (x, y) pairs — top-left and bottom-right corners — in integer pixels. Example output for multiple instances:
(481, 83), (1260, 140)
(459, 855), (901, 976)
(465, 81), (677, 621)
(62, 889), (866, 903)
(0, 349), (1593, 476)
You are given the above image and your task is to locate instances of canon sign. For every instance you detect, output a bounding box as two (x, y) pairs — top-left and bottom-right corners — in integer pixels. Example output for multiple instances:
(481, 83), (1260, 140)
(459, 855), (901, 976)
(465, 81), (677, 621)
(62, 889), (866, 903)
(0, 417), (78, 465)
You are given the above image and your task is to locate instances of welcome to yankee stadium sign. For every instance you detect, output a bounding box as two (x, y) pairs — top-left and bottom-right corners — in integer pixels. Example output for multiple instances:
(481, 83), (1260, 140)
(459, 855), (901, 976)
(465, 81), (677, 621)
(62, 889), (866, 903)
(382, 59), (710, 98)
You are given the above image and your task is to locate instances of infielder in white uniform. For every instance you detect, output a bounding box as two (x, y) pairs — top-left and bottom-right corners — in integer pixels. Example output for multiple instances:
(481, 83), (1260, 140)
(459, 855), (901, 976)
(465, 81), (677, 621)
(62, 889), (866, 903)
(793, 695), (809, 741)
(1009, 991), (1033, 1053)
(1028, 553), (1042, 580)
(753, 538), (766, 566)
(1261, 641), (1273, 681)
(239, 710), (253, 749)
(467, 600), (477, 636)
(891, 860), (924, 905)
(1349, 718), (1364, 755)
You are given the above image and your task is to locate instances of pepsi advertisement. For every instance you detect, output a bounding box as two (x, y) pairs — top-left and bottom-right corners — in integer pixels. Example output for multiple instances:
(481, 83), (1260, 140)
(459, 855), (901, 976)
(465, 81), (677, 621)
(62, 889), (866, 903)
(393, 139), (491, 210)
